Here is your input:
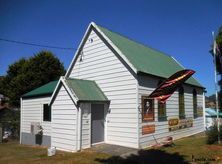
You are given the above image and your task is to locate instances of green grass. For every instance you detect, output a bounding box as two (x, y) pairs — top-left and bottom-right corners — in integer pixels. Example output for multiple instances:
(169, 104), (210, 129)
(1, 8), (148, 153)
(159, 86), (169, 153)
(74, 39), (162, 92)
(1, 134), (222, 163)
(0, 141), (110, 164)
(159, 134), (222, 163)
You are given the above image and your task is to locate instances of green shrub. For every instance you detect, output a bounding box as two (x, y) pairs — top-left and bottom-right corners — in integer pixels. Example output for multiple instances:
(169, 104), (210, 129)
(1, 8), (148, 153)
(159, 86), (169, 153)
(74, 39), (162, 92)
(206, 125), (222, 144)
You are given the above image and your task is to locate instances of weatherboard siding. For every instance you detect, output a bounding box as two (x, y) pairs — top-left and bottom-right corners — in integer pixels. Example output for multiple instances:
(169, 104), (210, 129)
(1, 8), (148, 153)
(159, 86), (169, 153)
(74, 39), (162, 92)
(69, 29), (138, 148)
(80, 103), (91, 149)
(51, 85), (77, 152)
(138, 75), (204, 148)
(21, 97), (51, 137)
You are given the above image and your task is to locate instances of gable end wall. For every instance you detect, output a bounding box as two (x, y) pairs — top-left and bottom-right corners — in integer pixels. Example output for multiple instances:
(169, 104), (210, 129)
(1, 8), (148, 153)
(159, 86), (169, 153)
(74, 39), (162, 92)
(51, 85), (77, 152)
(69, 29), (138, 148)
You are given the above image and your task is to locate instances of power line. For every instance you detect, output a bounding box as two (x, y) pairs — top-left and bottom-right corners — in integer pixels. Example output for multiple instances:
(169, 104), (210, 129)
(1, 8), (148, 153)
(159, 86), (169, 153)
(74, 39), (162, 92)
(0, 38), (75, 50)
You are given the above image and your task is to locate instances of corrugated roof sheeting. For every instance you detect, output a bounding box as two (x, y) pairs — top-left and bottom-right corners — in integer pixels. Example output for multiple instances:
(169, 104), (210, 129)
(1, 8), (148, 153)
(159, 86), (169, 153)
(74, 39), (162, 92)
(22, 80), (58, 98)
(97, 25), (202, 87)
(66, 78), (108, 102)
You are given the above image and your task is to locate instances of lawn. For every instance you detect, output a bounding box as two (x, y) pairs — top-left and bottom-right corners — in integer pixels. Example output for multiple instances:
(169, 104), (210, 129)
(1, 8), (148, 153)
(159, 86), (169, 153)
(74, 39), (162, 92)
(0, 141), (110, 164)
(1, 134), (222, 164)
(160, 133), (222, 163)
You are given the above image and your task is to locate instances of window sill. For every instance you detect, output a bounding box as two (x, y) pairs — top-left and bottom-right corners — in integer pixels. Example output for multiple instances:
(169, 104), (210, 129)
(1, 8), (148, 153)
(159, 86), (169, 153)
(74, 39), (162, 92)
(43, 120), (51, 122)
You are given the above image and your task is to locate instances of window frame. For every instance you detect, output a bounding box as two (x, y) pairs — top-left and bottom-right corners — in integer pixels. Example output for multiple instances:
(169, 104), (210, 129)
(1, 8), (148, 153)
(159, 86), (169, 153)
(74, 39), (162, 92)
(193, 89), (198, 118)
(178, 86), (185, 119)
(158, 101), (167, 121)
(141, 96), (155, 122)
(157, 80), (167, 121)
(43, 104), (51, 122)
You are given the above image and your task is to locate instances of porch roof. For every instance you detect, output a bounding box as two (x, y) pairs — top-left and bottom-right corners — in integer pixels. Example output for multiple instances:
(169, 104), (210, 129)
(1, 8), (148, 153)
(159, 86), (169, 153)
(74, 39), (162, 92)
(65, 78), (108, 102)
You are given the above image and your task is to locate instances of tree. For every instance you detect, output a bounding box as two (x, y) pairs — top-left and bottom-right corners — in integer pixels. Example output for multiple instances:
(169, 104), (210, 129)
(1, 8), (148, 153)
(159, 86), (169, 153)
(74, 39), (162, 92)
(216, 27), (222, 54)
(0, 108), (20, 139)
(0, 51), (66, 107)
(216, 27), (222, 111)
(214, 27), (222, 74)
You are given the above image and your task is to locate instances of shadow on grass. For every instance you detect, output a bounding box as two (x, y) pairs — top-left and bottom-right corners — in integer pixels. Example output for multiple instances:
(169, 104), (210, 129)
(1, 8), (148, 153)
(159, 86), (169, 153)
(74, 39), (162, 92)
(95, 149), (188, 164)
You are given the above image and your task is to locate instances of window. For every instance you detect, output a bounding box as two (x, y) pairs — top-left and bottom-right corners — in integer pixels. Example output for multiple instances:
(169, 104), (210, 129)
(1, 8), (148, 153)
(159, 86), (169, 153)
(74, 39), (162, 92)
(158, 101), (167, 121)
(157, 80), (167, 121)
(178, 87), (185, 119)
(142, 96), (154, 122)
(193, 89), (198, 118)
(43, 104), (51, 121)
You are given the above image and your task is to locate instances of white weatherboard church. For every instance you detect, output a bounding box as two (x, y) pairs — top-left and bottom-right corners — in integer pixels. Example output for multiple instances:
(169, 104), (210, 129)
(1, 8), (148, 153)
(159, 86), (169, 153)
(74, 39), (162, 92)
(20, 22), (205, 152)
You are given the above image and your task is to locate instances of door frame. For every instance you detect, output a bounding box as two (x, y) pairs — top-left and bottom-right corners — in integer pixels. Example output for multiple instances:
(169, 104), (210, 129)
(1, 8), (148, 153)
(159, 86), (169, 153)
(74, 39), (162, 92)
(90, 103), (106, 145)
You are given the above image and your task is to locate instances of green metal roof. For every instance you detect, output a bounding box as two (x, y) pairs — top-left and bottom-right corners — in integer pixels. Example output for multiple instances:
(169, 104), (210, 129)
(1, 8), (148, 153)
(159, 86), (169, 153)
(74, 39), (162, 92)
(97, 25), (203, 88)
(65, 78), (108, 102)
(22, 80), (58, 98)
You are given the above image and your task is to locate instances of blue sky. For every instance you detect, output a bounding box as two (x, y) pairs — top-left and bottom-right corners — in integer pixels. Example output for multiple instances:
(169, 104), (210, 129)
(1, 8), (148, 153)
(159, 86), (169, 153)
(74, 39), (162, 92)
(0, 0), (221, 96)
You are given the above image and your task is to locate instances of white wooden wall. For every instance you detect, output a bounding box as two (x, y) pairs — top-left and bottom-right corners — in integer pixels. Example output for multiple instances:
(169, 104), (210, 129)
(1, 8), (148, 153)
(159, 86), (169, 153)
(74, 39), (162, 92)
(69, 29), (138, 148)
(21, 97), (51, 137)
(51, 85), (77, 152)
(138, 75), (204, 148)
(80, 103), (91, 149)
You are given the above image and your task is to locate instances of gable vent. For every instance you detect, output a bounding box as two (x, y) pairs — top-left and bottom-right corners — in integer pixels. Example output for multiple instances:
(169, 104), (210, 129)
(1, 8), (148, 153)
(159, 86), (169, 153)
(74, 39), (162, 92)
(89, 38), (93, 43)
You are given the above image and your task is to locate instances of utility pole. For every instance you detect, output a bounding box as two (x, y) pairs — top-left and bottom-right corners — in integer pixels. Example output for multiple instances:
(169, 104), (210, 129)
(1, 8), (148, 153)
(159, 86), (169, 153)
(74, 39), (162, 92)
(212, 31), (220, 144)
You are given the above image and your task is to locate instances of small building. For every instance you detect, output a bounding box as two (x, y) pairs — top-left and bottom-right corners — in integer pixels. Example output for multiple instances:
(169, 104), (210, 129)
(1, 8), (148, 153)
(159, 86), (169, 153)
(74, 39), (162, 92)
(20, 22), (205, 152)
(20, 80), (58, 146)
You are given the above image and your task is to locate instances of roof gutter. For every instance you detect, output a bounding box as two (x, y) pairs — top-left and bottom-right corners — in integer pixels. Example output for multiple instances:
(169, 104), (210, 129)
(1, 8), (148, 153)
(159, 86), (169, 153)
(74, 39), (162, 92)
(77, 100), (110, 104)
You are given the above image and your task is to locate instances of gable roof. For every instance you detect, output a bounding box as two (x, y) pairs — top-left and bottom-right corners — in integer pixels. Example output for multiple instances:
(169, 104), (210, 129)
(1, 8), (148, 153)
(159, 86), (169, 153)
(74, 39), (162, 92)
(49, 77), (108, 105)
(96, 24), (202, 87)
(65, 22), (203, 88)
(65, 78), (108, 102)
(22, 80), (58, 98)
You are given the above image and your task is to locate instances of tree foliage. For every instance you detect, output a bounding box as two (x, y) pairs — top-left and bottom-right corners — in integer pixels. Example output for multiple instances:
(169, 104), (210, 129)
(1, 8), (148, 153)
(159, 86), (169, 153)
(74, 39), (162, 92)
(0, 109), (20, 139)
(216, 27), (222, 52)
(206, 125), (222, 144)
(210, 27), (222, 111)
(216, 27), (222, 110)
(214, 27), (222, 74)
(0, 51), (66, 107)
